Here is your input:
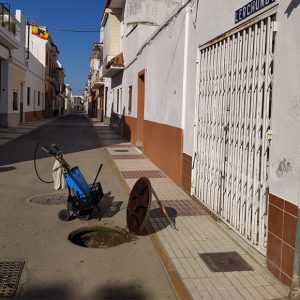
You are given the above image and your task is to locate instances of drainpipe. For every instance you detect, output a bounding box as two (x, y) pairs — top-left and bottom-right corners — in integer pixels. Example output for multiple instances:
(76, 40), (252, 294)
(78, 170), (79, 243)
(26, 21), (30, 59)
(289, 182), (300, 299)
(181, 3), (192, 130)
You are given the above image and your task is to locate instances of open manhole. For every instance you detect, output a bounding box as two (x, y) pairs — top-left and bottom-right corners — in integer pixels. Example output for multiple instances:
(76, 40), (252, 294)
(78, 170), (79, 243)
(69, 226), (137, 248)
(69, 177), (164, 249)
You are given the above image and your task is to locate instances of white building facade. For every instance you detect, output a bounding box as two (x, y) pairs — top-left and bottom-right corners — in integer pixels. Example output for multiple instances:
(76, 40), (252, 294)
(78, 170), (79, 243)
(6, 9), (27, 127)
(0, 5), (64, 126)
(23, 22), (47, 122)
(0, 5), (22, 127)
(100, 0), (300, 287)
(72, 95), (84, 110)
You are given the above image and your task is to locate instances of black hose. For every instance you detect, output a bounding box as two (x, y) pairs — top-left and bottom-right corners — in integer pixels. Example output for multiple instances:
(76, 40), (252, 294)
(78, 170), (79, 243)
(34, 141), (54, 184)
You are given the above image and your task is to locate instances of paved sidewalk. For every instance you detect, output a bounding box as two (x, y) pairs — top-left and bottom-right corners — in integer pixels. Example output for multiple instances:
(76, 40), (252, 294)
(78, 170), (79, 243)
(92, 121), (289, 300)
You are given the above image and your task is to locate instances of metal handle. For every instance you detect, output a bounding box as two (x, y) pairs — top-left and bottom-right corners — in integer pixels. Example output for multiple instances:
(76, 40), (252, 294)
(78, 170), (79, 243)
(92, 164), (103, 187)
(151, 187), (179, 231)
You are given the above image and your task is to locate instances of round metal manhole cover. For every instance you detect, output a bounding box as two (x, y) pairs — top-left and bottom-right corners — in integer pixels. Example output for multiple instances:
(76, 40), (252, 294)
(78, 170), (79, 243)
(29, 193), (67, 205)
(69, 226), (136, 249)
(126, 177), (152, 233)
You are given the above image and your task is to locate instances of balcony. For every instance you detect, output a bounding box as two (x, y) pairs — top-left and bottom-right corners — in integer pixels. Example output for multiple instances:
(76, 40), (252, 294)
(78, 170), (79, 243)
(91, 69), (104, 90)
(0, 4), (19, 50)
(46, 73), (56, 84)
(102, 52), (124, 78)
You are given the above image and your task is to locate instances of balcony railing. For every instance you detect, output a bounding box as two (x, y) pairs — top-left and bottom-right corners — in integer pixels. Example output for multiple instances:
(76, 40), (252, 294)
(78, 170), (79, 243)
(92, 70), (104, 84)
(0, 4), (16, 35)
(91, 69), (104, 90)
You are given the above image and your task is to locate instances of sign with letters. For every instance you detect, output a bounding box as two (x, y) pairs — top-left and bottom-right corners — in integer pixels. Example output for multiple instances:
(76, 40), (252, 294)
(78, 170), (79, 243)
(235, 0), (276, 24)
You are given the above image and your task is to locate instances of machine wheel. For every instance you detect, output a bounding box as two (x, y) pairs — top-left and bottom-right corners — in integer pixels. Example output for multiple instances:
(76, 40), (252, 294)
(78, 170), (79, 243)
(78, 209), (91, 221)
(58, 209), (70, 222)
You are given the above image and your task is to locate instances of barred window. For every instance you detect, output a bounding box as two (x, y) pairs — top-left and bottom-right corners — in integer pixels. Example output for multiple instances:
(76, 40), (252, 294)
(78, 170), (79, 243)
(38, 91), (40, 106)
(27, 87), (31, 106)
(128, 86), (132, 114)
(13, 91), (18, 110)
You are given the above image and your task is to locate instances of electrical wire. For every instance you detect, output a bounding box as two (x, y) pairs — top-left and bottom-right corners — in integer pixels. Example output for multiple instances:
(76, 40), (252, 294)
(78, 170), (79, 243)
(48, 28), (100, 33)
(125, 0), (193, 70)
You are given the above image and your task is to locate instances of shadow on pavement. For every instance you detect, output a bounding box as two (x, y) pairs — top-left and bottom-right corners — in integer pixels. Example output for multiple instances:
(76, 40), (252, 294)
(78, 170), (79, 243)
(138, 207), (178, 236)
(19, 283), (70, 299)
(93, 283), (149, 300)
(20, 282), (149, 299)
(89, 192), (124, 220)
(0, 114), (110, 166)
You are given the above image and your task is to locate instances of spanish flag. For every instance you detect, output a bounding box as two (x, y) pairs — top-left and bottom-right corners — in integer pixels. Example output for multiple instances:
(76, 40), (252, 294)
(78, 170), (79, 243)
(32, 24), (49, 40)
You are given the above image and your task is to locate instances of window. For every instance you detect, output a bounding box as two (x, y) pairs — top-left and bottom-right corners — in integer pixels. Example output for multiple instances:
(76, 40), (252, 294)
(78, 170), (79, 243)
(13, 91), (18, 110)
(34, 90), (36, 109)
(119, 88), (122, 114)
(128, 86), (132, 114)
(116, 89), (119, 114)
(38, 91), (40, 106)
(27, 87), (31, 106)
(115, 88), (122, 114)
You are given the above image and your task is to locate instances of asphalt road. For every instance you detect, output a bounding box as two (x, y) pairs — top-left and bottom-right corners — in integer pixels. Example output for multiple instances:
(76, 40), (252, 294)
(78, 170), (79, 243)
(0, 113), (176, 300)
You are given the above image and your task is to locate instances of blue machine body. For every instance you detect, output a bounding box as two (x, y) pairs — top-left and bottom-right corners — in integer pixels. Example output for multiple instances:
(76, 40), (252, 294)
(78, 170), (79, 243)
(64, 167), (92, 201)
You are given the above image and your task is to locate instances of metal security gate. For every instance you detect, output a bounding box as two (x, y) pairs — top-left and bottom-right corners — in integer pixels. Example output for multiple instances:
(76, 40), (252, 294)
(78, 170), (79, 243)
(192, 14), (276, 254)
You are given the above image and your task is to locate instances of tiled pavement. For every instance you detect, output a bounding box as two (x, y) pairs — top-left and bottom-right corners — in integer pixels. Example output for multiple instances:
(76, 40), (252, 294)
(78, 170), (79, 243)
(92, 121), (290, 300)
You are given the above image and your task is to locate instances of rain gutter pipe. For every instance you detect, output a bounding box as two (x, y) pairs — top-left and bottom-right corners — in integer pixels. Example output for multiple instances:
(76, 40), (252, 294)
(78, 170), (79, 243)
(181, 3), (192, 129)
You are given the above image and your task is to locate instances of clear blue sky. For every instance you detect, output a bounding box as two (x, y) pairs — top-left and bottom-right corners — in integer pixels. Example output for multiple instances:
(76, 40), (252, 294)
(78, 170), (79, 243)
(7, 0), (106, 95)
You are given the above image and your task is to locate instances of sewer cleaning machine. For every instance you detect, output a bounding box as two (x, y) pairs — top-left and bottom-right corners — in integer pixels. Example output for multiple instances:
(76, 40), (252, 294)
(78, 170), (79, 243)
(34, 142), (104, 222)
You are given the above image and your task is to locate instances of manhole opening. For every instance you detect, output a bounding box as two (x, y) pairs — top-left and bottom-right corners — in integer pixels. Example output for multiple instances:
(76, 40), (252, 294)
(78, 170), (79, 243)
(69, 226), (136, 249)
(199, 251), (253, 272)
(29, 193), (67, 205)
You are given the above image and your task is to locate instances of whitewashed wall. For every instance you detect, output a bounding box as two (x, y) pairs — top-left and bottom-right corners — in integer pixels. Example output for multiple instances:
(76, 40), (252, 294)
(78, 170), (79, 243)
(28, 28), (47, 67)
(268, 0), (300, 206)
(185, 0), (299, 205)
(8, 10), (26, 121)
(12, 10), (26, 67)
(184, 0), (279, 155)
(123, 24), (158, 65)
(122, 9), (186, 128)
(24, 26), (47, 113)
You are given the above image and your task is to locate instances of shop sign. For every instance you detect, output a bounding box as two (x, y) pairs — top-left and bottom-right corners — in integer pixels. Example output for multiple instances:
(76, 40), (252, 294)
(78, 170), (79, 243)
(235, 0), (276, 23)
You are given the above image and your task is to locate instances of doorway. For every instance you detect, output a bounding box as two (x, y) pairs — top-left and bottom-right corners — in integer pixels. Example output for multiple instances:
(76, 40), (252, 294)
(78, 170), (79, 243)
(19, 82), (24, 123)
(136, 70), (145, 148)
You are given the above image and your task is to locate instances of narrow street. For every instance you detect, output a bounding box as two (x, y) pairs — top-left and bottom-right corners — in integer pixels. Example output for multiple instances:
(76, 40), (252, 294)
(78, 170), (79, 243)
(0, 1), (299, 299)
(0, 113), (176, 300)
